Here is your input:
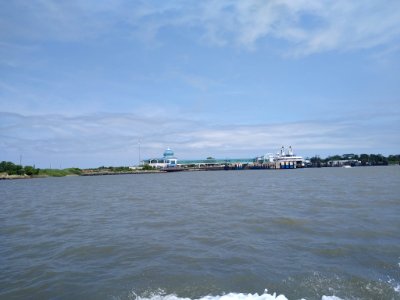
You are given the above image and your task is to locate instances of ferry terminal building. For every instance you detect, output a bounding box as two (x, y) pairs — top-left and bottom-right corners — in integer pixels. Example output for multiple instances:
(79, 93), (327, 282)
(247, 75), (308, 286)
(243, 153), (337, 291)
(141, 146), (306, 169)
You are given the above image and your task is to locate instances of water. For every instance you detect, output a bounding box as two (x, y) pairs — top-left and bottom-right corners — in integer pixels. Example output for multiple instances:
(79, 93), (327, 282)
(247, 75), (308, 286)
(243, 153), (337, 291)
(1, 167), (399, 299)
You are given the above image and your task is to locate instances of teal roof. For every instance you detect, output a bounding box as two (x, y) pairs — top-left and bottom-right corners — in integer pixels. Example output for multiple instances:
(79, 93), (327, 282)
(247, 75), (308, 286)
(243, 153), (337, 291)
(179, 158), (255, 164)
(163, 148), (174, 157)
(142, 148), (255, 165)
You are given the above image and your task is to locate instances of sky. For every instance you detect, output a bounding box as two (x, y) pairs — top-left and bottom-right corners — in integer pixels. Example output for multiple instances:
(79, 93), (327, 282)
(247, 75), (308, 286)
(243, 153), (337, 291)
(1, 0), (399, 168)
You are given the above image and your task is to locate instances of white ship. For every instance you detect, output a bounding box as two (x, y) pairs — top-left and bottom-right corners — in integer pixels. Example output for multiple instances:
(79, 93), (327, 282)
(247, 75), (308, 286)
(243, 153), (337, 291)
(260, 146), (305, 169)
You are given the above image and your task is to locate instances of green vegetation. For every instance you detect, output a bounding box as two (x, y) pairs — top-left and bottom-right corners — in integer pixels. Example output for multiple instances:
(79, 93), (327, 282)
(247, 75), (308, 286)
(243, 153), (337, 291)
(0, 161), (81, 177)
(0, 161), (39, 176)
(308, 153), (400, 167)
(82, 165), (161, 175)
(387, 155), (400, 165)
(38, 169), (81, 177)
(64, 168), (82, 175)
(141, 164), (155, 170)
(108, 166), (131, 172)
(23, 165), (40, 176)
(93, 166), (132, 172)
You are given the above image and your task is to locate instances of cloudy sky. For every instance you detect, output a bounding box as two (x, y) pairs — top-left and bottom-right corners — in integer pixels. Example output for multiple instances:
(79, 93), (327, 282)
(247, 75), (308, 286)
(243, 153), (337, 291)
(1, 0), (399, 168)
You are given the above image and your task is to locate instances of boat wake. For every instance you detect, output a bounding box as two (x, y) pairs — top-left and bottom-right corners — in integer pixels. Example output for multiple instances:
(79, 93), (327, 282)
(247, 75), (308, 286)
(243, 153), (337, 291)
(127, 289), (343, 300)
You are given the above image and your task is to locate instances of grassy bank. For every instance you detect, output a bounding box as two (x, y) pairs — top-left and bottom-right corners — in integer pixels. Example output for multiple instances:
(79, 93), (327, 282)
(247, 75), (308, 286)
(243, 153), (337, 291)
(37, 168), (82, 177)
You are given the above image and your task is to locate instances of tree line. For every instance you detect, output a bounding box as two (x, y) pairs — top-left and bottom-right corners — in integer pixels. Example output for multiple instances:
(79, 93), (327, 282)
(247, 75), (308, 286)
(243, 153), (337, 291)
(0, 161), (82, 177)
(308, 154), (400, 167)
(0, 161), (40, 176)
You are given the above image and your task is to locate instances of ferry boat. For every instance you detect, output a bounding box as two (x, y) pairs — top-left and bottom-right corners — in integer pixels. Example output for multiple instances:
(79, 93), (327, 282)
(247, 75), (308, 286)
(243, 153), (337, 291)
(272, 146), (305, 169)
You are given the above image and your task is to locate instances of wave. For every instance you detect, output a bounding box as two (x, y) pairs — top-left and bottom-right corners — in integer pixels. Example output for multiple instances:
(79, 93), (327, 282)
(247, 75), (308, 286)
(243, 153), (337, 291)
(130, 289), (343, 300)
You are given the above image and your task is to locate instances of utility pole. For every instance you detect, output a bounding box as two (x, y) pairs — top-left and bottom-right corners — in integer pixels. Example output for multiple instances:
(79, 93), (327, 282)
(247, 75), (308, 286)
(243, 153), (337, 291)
(138, 139), (141, 166)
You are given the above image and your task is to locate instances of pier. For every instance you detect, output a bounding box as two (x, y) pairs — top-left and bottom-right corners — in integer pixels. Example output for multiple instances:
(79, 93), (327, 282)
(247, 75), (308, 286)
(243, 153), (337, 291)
(141, 146), (306, 171)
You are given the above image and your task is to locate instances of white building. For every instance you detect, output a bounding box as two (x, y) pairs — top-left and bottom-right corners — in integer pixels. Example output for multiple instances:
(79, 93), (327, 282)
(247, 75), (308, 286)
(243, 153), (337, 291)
(142, 148), (178, 168)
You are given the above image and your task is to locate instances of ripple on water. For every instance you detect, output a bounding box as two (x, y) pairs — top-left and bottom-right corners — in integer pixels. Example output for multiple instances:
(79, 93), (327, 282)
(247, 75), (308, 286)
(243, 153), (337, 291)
(0, 168), (399, 299)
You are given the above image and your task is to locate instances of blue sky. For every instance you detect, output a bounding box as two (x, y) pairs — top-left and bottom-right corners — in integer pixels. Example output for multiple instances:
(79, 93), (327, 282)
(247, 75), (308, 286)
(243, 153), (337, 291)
(1, 0), (399, 168)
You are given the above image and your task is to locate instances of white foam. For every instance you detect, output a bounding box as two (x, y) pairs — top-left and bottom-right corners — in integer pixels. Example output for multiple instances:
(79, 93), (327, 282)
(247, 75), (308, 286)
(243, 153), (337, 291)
(387, 276), (400, 294)
(321, 296), (343, 300)
(136, 290), (287, 300)
(133, 290), (344, 300)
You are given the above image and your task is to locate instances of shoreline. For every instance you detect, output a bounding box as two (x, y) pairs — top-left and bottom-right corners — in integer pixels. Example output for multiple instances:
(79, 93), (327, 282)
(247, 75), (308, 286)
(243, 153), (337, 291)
(0, 174), (32, 180)
(0, 170), (165, 180)
(1, 164), (398, 180)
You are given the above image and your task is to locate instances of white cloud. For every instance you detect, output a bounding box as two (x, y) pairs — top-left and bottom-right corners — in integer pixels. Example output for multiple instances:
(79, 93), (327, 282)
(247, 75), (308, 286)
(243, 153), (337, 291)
(193, 0), (400, 55)
(1, 111), (398, 167)
(2, 1), (400, 55)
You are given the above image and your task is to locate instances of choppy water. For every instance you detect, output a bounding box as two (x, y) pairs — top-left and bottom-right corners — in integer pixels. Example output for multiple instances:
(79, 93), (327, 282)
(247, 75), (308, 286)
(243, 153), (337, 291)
(1, 167), (399, 300)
